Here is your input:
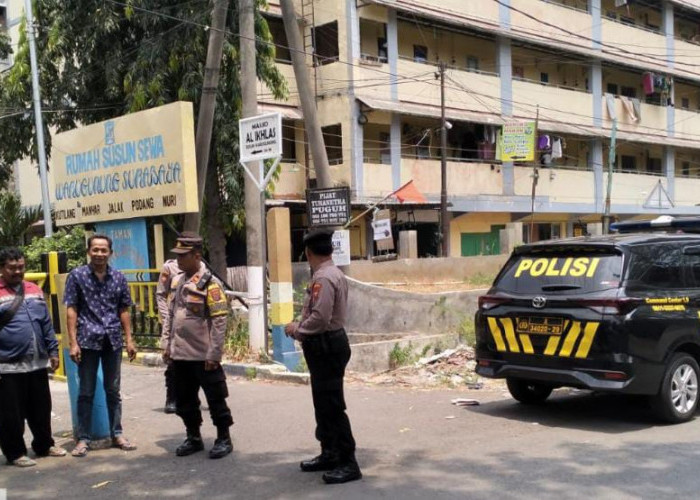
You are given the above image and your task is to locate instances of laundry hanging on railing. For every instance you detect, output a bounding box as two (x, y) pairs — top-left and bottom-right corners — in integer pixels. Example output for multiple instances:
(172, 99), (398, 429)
(643, 72), (673, 104)
(536, 134), (566, 166)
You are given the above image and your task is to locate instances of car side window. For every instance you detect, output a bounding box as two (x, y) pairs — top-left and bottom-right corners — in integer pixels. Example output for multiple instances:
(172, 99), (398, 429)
(626, 244), (686, 290)
(683, 251), (700, 289)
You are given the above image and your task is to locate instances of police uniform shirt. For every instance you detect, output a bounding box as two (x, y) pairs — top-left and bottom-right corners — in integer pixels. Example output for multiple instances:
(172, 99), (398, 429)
(297, 259), (348, 336)
(156, 259), (180, 349)
(165, 262), (229, 362)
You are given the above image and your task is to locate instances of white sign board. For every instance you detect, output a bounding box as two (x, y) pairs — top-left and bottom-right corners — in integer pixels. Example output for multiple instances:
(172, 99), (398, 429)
(372, 219), (392, 241)
(332, 230), (351, 266)
(239, 112), (282, 163)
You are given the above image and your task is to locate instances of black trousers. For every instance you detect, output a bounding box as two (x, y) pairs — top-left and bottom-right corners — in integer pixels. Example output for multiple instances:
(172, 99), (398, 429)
(301, 329), (357, 464)
(164, 362), (175, 401)
(173, 360), (233, 431)
(0, 369), (55, 462)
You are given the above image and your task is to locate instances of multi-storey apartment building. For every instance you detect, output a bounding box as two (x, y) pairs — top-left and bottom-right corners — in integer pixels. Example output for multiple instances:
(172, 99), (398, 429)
(262, 0), (700, 257)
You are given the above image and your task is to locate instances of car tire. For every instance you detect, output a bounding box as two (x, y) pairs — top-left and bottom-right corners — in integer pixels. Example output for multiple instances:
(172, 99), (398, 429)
(506, 378), (553, 404)
(650, 353), (700, 424)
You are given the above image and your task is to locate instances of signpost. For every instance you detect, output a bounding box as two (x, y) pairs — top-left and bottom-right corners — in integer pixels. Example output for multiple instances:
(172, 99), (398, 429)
(306, 186), (351, 227)
(238, 112), (283, 352)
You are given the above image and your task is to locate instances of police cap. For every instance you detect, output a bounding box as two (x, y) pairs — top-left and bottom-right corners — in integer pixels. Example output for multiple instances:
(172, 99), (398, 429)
(302, 227), (334, 247)
(170, 231), (203, 254)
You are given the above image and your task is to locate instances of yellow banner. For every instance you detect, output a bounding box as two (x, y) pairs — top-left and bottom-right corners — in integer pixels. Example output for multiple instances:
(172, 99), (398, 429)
(51, 102), (198, 226)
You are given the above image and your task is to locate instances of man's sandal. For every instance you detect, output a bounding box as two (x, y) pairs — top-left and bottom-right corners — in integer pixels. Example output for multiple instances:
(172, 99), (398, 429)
(71, 442), (89, 457)
(112, 437), (137, 451)
(47, 446), (67, 457)
(10, 456), (37, 467)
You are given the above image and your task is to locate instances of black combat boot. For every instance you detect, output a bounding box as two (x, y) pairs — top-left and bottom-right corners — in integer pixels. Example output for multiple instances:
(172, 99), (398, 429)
(164, 398), (176, 414)
(300, 451), (340, 472)
(176, 429), (204, 457)
(322, 458), (362, 484)
(209, 427), (233, 459)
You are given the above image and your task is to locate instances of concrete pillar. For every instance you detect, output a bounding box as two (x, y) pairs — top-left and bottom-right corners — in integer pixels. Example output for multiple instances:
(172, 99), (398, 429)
(590, 0), (601, 51)
(346, 0), (363, 197)
(499, 0), (511, 29)
(391, 114), (401, 190)
(153, 223), (165, 270)
(387, 9), (398, 102)
(590, 61), (602, 128)
(665, 146), (675, 201)
(399, 230), (418, 259)
(591, 139), (604, 213)
(587, 222), (603, 236)
(498, 36), (514, 195)
(663, 1), (674, 69)
(266, 208), (298, 370)
(506, 222), (523, 245)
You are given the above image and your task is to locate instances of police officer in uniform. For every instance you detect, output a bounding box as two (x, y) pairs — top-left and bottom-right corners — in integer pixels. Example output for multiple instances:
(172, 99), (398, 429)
(285, 228), (362, 484)
(156, 258), (179, 414)
(161, 233), (233, 459)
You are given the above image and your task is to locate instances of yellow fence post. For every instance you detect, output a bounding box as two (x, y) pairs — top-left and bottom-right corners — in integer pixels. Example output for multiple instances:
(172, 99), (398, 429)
(48, 251), (66, 381)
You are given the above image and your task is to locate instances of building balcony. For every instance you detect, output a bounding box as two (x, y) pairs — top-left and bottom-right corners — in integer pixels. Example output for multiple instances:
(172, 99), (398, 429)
(512, 79), (593, 131)
(601, 19), (669, 74)
(675, 176), (700, 206)
(513, 166), (596, 205)
(510, 0), (592, 51)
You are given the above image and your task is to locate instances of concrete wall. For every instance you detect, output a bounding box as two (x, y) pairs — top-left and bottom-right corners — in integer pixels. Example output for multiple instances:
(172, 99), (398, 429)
(345, 278), (482, 335)
(292, 255), (508, 287)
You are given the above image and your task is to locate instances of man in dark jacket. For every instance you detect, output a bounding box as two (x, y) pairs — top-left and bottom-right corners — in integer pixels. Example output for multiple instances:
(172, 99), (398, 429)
(0, 247), (66, 467)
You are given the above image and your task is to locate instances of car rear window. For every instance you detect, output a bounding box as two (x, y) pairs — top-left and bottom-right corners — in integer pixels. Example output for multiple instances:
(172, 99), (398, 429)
(494, 250), (623, 294)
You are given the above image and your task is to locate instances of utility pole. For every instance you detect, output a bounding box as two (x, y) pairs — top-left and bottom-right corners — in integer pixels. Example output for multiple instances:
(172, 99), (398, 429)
(279, 0), (331, 188)
(240, 0), (266, 353)
(529, 106), (540, 242)
(24, 0), (52, 237)
(438, 61), (449, 257)
(183, 0), (230, 233)
(603, 118), (617, 234)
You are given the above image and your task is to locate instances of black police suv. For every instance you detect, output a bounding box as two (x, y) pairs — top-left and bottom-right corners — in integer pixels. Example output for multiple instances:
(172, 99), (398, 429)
(475, 217), (700, 423)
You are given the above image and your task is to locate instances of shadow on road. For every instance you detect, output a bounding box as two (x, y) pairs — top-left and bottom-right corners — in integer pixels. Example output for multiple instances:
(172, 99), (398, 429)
(468, 389), (668, 433)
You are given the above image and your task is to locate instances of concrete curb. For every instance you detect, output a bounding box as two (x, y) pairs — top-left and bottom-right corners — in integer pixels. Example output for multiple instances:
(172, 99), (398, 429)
(124, 352), (309, 385)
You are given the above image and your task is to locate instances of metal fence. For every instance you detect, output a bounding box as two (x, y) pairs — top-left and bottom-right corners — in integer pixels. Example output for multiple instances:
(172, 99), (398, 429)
(121, 269), (162, 349)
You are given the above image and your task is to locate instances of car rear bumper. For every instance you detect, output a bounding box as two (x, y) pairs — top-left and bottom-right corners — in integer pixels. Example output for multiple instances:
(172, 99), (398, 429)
(475, 359), (665, 394)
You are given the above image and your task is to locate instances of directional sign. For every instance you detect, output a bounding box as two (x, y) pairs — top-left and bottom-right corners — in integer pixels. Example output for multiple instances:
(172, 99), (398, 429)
(239, 112), (282, 163)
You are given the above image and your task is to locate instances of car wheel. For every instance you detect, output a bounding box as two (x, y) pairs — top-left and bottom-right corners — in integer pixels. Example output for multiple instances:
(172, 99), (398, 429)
(506, 378), (553, 404)
(651, 353), (700, 424)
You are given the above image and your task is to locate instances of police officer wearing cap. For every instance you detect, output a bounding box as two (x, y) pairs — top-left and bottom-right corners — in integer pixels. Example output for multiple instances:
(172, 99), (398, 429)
(156, 258), (180, 414)
(285, 228), (362, 484)
(161, 232), (234, 459)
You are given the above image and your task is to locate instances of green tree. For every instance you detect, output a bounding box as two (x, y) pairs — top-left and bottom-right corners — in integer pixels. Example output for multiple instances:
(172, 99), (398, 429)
(0, 192), (42, 247)
(23, 226), (86, 271)
(0, 0), (287, 274)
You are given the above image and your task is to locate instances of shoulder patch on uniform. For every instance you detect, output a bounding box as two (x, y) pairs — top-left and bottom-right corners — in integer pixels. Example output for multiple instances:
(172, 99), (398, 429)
(312, 282), (322, 300)
(207, 283), (228, 317)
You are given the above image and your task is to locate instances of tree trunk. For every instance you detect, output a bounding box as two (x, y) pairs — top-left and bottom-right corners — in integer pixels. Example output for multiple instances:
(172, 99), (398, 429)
(205, 163), (228, 283)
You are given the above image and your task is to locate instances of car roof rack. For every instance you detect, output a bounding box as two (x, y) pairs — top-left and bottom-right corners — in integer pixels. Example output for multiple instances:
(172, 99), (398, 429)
(610, 216), (700, 234)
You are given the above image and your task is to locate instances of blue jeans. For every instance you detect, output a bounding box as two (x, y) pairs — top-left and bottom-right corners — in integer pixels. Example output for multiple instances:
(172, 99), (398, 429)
(77, 346), (123, 442)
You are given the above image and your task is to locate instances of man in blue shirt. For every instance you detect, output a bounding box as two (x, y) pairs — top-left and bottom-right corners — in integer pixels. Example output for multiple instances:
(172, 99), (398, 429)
(64, 234), (137, 457)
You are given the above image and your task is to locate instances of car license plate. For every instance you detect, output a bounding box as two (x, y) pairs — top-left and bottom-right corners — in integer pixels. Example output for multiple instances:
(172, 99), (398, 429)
(516, 317), (563, 335)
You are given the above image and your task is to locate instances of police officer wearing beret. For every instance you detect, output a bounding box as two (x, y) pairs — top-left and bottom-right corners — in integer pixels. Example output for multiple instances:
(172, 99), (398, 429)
(161, 233), (234, 459)
(285, 228), (362, 484)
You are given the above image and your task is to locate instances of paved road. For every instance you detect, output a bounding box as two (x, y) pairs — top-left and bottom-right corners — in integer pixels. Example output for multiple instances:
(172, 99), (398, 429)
(2, 364), (700, 499)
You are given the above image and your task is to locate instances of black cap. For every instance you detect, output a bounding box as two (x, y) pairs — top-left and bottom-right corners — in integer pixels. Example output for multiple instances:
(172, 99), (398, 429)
(170, 231), (203, 254)
(302, 227), (334, 247)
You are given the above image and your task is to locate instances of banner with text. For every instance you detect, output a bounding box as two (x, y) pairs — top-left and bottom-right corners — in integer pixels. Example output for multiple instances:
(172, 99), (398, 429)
(95, 218), (150, 279)
(501, 121), (536, 162)
(52, 101), (198, 226)
(306, 187), (350, 227)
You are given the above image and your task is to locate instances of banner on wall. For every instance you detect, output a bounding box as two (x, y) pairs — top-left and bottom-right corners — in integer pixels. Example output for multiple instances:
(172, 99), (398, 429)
(52, 102), (198, 226)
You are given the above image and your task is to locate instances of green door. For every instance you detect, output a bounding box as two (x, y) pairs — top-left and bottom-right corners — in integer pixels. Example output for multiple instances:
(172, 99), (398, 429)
(460, 225), (505, 256)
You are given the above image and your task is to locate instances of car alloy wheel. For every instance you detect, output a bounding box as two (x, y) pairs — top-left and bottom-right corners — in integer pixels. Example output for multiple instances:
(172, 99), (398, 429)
(671, 363), (698, 415)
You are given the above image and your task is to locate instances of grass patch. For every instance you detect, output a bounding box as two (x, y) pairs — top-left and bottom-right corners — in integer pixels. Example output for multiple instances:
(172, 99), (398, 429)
(467, 272), (496, 288)
(389, 342), (416, 369)
(459, 318), (476, 346)
(224, 312), (250, 361)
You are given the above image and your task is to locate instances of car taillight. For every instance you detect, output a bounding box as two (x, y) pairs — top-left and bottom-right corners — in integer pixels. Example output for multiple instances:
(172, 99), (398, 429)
(478, 295), (511, 311)
(570, 298), (643, 315)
